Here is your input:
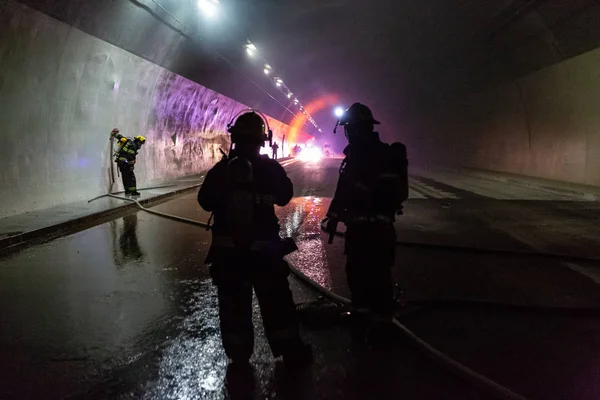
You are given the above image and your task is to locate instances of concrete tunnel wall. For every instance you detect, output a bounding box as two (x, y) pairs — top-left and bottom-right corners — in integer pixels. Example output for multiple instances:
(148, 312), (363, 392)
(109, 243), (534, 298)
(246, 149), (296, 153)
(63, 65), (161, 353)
(0, 1), (305, 219)
(420, 45), (600, 187)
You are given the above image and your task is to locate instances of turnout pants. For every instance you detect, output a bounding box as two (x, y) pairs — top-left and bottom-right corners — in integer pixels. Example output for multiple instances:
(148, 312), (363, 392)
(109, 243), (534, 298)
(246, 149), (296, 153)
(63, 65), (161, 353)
(210, 251), (302, 361)
(117, 161), (137, 194)
(345, 221), (397, 319)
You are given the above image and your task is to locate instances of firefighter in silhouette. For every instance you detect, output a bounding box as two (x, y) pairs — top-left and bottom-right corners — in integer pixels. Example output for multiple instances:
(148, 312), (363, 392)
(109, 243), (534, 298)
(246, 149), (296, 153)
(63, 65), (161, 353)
(198, 110), (312, 366)
(110, 128), (146, 197)
(326, 103), (409, 332)
(271, 142), (279, 160)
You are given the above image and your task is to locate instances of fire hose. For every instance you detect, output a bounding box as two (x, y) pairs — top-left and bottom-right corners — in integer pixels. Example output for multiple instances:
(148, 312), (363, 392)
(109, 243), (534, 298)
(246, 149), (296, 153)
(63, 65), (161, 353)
(106, 193), (535, 400)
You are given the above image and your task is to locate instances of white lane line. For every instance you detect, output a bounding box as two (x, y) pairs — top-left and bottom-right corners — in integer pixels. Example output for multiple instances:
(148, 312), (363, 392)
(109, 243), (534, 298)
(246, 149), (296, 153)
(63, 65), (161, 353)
(280, 159), (300, 167)
(418, 170), (587, 201)
(564, 263), (600, 286)
(409, 178), (459, 199)
(408, 188), (427, 199)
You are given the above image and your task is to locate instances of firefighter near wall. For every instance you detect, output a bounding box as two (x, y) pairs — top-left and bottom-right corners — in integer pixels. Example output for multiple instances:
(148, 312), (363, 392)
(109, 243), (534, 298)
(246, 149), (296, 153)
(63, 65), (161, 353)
(110, 128), (146, 197)
(197, 110), (312, 366)
(327, 103), (409, 332)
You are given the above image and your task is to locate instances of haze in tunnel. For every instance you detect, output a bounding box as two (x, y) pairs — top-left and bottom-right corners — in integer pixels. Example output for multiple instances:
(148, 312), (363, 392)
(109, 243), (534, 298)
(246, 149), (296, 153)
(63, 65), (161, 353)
(11, 0), (600, 185)
(3, 2), (600, 396)
(3, 0), (600, 219)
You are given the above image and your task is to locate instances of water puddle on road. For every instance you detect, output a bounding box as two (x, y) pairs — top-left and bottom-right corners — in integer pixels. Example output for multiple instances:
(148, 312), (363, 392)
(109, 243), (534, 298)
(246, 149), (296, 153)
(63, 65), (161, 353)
(278, 196), (333, 290)
(142, 280), (228, 400)
(134, 197), (334, 399)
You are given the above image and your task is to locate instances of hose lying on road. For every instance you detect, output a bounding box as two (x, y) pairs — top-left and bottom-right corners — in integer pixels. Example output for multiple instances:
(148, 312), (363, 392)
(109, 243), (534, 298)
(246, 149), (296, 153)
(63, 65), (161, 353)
(88, 185), (180, 203)
(321, 219), (600, 264)
(109, 193), (528, 400)
(107, 194), (206, 226)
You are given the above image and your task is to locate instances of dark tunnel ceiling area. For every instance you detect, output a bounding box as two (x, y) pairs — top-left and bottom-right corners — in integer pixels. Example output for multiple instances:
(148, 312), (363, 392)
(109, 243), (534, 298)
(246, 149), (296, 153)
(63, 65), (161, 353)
(14, 0), (600, 142)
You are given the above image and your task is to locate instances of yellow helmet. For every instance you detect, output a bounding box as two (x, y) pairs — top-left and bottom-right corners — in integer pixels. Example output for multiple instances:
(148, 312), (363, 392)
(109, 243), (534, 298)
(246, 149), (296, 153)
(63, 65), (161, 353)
(134, 136), (146, 144)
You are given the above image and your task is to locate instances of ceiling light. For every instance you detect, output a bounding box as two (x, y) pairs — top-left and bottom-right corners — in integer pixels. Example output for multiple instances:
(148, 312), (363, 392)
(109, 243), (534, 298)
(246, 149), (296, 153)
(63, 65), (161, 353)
(198, 0), (219, 18)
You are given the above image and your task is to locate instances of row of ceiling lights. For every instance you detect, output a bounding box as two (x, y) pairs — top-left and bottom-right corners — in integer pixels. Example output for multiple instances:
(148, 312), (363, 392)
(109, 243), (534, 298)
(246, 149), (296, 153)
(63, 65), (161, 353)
(198, 0), (323, 133)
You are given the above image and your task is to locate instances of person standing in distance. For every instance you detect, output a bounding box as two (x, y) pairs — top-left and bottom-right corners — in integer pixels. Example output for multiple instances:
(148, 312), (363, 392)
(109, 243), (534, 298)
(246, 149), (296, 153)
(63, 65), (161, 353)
(271, 142), (279, 160)
(198, 110), (312, 367)
(326, 103), (409, 336)
(110, 128), (146, 197)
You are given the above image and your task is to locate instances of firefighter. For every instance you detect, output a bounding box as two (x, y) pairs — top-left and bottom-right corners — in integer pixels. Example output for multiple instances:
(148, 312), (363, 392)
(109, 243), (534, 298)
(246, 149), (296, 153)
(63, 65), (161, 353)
(271, 142), (279, 160)
(326, 103), (409, 332)
(110, 128), (146, 197)
(198, 111), (312, 366)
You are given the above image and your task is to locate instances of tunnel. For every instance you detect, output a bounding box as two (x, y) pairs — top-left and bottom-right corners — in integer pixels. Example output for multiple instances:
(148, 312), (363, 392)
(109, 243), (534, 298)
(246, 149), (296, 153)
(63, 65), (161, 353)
(1, 1), (600, 399)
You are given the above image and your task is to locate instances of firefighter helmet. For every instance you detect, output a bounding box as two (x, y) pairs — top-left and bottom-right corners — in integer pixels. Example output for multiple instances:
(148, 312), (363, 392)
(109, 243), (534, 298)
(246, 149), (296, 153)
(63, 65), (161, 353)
(228, 112), (268, 144)
(338, 103), (380, 126)
(134, 135), (146, 144)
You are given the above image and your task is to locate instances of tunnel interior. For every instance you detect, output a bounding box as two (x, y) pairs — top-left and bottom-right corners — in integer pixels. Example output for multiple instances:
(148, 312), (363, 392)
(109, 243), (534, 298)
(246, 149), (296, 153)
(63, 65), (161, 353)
(3, 0), (600, 217)
(2, 2), (600, 399)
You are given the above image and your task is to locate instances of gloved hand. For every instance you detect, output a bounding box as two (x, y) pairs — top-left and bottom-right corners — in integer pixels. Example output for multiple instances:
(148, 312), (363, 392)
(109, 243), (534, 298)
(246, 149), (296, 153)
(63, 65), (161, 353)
(326, 218), (339, 244)
(110, 128), (120, 138)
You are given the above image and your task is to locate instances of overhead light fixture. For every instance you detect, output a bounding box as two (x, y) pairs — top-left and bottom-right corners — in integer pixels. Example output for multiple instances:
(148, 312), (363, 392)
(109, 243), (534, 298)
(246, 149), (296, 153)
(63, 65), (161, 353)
(287, 93), (292, 99)
(198, 0), (219, 18)
(334, 106), (345, 118)
(264, 68), (270, 75)
(245, 42), (257, 56)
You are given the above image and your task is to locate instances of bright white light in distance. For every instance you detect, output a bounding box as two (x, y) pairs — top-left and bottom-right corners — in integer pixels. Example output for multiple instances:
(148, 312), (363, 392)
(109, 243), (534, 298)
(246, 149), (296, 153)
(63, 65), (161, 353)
(198, 0), (218, 18)
(334, 107), (345, 118)
(245, 43), (257, 56)
(298, 146), (323, 163)
(276, 82), (281, 87)
(287, 93), (292, 99)
(264, 69), (270, 75)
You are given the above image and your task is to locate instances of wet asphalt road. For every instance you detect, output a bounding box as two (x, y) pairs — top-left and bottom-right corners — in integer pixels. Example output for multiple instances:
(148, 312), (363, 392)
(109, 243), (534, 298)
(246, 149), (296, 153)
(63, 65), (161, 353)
(1, 158), (600, 399)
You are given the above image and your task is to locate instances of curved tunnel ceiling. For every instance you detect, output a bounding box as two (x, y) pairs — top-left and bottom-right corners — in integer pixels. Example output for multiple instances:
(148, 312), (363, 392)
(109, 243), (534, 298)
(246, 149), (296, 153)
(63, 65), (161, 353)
(15, 0), (600, 144)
